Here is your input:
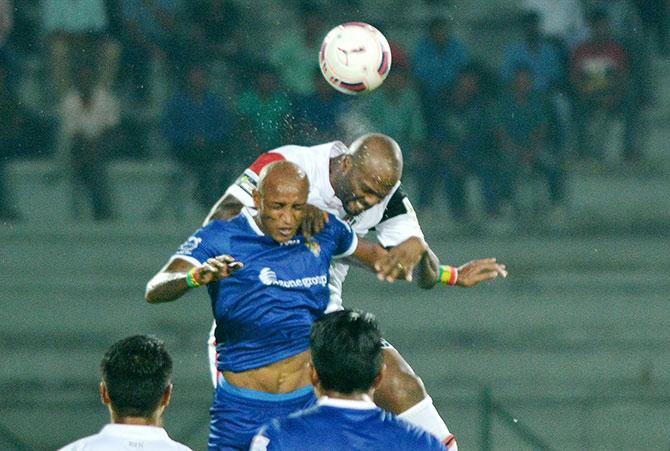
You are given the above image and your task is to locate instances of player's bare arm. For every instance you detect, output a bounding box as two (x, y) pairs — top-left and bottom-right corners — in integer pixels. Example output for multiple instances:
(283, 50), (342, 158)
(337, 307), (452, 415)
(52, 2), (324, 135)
(145, 255), (243, 304)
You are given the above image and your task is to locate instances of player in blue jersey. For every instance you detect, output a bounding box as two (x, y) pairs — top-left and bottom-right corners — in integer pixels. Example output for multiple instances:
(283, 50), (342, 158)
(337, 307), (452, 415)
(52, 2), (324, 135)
(250, 309), (448, 451)
(146, 161), (393, 450)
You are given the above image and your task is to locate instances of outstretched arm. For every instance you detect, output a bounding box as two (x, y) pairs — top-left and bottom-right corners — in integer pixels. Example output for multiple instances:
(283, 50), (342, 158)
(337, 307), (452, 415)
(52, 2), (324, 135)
(145, 255), (242, 304)
(372, 237), (507, 289)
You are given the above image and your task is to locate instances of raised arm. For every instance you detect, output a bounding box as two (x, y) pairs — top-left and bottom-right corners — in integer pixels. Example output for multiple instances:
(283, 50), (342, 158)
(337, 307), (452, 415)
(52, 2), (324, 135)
(145, 255), (242, 304)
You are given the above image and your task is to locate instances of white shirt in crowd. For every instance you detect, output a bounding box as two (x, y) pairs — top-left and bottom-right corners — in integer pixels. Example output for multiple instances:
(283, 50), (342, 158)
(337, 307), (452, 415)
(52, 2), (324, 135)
(60, 87), (120, 141)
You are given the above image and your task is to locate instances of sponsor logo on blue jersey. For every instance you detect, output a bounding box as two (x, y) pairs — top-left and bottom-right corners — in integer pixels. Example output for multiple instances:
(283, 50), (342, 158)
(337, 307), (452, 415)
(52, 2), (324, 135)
(259, 267), (327, 288)
(176, 236), (202, 255)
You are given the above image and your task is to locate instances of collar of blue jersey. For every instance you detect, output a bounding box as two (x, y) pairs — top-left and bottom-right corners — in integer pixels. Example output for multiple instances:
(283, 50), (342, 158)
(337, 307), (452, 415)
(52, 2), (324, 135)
(316, 395), (377, 410)
(242, 207), (264, 236)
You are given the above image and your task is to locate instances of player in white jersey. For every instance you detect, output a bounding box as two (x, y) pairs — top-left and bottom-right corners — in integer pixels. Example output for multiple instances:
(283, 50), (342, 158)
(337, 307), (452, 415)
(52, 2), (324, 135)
(58, 335), (191, 451)
(205, 134), (507, 448)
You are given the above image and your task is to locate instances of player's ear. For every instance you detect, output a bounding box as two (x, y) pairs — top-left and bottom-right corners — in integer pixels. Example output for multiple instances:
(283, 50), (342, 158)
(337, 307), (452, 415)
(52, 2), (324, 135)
(338, 154), (354, 176)
(99, 382), (110, 406)
(252, 189), (261, 210)
(161, 383), (173, 409)
(308, 361), (319, 387)
(371, 363), (386, 389)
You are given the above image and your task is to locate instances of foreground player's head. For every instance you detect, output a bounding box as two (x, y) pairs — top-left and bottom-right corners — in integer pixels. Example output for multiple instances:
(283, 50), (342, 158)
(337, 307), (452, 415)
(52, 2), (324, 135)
(331, 133), (402, 216)
(253, 160), (309, 243)
(310, 309), (385, 398)
(100, 335), (173, 425)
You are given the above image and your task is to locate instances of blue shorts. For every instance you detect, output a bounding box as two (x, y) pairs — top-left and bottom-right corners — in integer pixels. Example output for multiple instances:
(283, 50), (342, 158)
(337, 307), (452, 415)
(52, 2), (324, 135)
(208, 375), (316, 450)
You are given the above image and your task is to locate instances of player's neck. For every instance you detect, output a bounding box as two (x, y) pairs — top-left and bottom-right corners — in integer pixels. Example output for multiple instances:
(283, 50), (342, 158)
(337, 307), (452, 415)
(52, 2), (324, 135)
(111, 413), (162, 427)
(320, 389), (374, 401)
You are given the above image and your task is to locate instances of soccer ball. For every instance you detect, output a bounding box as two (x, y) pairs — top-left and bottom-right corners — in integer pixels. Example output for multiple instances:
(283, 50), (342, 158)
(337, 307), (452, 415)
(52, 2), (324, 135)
(319, 22), (392, 95)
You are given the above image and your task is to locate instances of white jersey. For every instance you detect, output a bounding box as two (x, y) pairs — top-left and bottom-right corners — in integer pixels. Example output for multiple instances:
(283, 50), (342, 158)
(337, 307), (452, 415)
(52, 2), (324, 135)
(58, 424), (192, 451)
(221, 141), (424, 311)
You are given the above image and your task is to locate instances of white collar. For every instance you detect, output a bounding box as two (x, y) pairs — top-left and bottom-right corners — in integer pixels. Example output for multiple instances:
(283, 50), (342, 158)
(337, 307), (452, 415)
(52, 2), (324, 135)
(242, 207), (264, 236)
(316, 395), (377, 410)
(101, 424), (170, 439)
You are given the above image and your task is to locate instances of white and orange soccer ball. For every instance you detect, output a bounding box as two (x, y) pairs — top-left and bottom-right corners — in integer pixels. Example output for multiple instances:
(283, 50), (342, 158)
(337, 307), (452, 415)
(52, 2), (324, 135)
(319, 22), (392, 95)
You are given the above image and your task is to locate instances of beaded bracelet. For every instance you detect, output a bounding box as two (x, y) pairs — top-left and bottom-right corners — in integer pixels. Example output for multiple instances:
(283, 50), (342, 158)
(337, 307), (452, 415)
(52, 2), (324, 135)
(438, 265), (458, 286)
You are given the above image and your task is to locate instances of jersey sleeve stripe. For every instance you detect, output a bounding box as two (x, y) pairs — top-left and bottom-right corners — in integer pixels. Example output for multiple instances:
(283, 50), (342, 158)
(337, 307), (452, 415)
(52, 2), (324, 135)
(248, 152), (286, 175)
(443, 434), (456, 449)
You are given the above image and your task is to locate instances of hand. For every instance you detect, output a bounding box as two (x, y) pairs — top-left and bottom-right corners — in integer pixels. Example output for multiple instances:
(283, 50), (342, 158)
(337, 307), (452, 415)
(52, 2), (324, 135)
(301, 204), (328, 239)
(374, 237), (427, 283)
(194, 255), (243, 285)
(455, 258), (507, 288)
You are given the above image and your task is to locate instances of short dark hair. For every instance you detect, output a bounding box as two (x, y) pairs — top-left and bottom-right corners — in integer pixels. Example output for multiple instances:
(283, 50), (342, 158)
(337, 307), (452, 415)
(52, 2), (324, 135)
(310, 310), (383, 394)
(101, 335), (173, 418)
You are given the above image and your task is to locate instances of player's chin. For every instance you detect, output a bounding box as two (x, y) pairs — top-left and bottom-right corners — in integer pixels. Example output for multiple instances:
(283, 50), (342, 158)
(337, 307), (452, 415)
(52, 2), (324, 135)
(273, 228), (298, 243)
(344, 202), (364, 216)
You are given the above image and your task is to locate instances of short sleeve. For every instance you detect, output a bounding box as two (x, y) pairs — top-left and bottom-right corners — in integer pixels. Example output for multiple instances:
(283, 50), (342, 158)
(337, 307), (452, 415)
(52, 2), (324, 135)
(170, 222), (224, 267)
(375, 185), (424, 247)
(330, 215), (358, 259)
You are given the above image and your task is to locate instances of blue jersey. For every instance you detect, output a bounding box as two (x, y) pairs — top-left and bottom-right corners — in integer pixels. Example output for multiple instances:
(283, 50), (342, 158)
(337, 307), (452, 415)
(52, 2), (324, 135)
(172, 209), (357, 372)
(251, 397), (446, 451)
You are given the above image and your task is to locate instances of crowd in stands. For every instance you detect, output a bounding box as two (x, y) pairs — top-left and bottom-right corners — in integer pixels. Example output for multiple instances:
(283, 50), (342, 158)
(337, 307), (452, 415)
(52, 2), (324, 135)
(0, 0), (666, 226)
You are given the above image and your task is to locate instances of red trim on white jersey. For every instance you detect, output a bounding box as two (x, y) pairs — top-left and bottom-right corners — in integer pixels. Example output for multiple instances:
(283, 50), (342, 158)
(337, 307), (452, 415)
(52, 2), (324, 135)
(248, 152), (286, 175)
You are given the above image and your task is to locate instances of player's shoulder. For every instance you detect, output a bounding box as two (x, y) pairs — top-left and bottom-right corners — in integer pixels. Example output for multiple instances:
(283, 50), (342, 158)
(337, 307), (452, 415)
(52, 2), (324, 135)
(57, 434), (95, 450)
(379, 411), (446, 450)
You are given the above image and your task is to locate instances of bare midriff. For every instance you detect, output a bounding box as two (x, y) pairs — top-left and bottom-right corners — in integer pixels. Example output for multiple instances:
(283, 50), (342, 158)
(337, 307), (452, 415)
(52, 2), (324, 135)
(222, 350), (311, 394)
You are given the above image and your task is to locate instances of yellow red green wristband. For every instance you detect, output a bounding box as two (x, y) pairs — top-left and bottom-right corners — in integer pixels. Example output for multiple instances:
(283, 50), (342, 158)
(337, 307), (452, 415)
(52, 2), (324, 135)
(186, 268), (201, 288)
(438, 265), (458, 286)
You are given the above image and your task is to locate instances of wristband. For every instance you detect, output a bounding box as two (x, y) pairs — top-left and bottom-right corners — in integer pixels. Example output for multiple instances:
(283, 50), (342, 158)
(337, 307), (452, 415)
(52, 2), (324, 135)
(438, 265), (458, 286)
(186, 268), (201, 288)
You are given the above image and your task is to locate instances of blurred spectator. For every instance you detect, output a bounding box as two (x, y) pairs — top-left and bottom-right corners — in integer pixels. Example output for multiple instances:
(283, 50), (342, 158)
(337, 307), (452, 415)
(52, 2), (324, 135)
(237, 63), (291, 153)
(0, 0), (15, 82)
(570, 8), (641, 162)
(159, 65), (236, 213)
(634, 0), (669, 56)
(270, 3), (326, 97)
(412, 17), (469, 128)
(119, 0), (183, 103)
(57, 63), (121, 221)
(495, 66), (565, 217)
(424, 65), (500, 221)
(0, 63), (23, 220)
(502, 10), (570, 169)
(501, 11), (565, 95)
(590, 0), (652, 107)
(520, 0), (588, 50)
(185, 0), (247, 70)
(1, 61), (53, 221)
(291, 68), (351, 145)
(41, 0), (120, 97)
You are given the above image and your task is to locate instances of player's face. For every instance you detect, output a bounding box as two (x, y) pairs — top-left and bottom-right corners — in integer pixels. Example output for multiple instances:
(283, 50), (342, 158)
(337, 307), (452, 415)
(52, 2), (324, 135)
(254, 183), (308, 243)
(340, 165), (394, 216)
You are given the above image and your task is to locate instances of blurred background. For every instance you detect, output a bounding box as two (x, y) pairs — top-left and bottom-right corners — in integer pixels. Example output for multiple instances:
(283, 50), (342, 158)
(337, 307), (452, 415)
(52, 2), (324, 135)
(0, 0), (668, 449)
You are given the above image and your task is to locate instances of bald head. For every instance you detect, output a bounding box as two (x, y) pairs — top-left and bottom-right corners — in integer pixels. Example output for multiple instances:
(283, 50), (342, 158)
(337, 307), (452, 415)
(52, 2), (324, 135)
(349, 133), (403, 186)
(257, 160), (309, 197)
(330, 134), (403, 216)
